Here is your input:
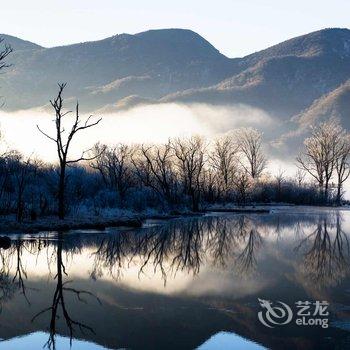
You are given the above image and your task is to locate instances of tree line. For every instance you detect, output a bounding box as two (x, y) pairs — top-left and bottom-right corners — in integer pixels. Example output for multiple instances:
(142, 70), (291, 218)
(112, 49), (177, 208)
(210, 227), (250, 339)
(0, 83), (348, 222)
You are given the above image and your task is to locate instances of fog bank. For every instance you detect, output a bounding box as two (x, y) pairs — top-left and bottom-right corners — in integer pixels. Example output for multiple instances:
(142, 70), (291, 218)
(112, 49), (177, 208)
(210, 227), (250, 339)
(0, 102), (274, 162)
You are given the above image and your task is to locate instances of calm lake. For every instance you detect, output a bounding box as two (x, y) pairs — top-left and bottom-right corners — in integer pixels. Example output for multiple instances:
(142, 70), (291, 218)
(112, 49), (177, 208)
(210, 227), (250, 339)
(1, 207), (350, 349)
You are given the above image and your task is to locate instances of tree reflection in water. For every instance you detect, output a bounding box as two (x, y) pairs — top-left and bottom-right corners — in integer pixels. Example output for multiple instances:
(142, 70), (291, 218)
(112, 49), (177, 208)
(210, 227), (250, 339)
(0, 248), (15, 313)
(0, 212), (349, 349)
(91, 213), (350, 286)
(295, 212), (350, 287)
(91, 216), (263, 284)
(0, 239), (39, 309)
(235, 228), (262, 276)
(31, 235), (101, 350)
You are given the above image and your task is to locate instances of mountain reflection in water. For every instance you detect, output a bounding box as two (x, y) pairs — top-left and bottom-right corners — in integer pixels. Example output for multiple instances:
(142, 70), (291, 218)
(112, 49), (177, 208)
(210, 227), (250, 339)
(0, 208), (350, 349)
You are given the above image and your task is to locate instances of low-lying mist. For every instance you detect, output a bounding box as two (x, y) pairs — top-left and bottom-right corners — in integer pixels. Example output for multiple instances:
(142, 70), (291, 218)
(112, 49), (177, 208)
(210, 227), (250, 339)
(1, 101), (347, 199)
(0, 102), (274, 162)
(0, 101), (302, 182)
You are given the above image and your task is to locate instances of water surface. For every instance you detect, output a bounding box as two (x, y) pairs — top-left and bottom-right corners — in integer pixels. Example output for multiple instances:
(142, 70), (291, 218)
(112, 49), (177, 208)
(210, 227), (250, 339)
(1, 207), (350, 349)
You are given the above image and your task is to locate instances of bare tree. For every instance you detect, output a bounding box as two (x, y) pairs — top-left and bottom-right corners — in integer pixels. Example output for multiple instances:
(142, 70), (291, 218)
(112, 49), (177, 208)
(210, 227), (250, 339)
(0, 37), (12, 172)
(297, 119), (344, 202)
(0, 38), (12, 71)
(12, 154), (35, 222)
(236, 128), (267, 179)
(274, 168), (285, 202)
(335, 134), (350, 205)
(0, 38), (12, 108)
(201, 167), (218, 203)
(295, 169), (306, 187)
(171, 136), (206, 212)
(90, 143), (134, 204)
(89, 143), (108, 185)
(209, 134), (239, 199)
(37, 83), (101, 219)
(132, 142), (178, 204)
(233, 171), (252, 206)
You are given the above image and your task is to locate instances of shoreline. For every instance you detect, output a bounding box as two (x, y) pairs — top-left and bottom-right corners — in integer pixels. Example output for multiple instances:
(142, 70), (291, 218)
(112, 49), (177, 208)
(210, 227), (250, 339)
(0, 211), (206, 234)
(0, 216), (143, 234)
(1, 204), (348, 234)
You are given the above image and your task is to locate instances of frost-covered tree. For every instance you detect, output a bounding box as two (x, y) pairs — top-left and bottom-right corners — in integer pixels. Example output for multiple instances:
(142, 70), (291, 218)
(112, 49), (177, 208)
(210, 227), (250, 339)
(236, 128), (267, 179)
(335, 134), (350, 205)
(233, 170), (252, 206)
(171, 136), (206, 212)
(297, 119), (345, 201)
(90, 143), (134, 204)
(132, 142), (178, 205)
(209, 133), (239, 199)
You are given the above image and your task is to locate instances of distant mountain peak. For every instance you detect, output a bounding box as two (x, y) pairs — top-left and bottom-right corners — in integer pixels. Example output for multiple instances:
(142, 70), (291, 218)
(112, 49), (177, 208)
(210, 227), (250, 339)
(135, 28), (207, 40)
(0, 34), (43, 51)
(242, 27), (350, 67)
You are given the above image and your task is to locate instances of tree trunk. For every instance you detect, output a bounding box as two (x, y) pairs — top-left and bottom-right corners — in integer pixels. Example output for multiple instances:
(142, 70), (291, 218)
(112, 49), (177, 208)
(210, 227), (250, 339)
(192, 197), (199, 212)
(16, 191), (24, 222)
(191, 188), (199, 212)
(324, 181), (328, 204)
(58, 164), (66, 220)
(337, 183), (342, 206)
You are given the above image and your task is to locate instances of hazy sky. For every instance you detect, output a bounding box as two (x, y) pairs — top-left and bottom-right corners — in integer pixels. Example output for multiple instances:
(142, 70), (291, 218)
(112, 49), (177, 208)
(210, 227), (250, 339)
(1, 0), (350, 57)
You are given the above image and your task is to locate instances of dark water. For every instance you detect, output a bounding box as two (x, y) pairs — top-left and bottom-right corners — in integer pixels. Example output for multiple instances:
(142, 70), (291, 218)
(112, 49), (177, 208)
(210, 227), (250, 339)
(1, 207), (350, 350)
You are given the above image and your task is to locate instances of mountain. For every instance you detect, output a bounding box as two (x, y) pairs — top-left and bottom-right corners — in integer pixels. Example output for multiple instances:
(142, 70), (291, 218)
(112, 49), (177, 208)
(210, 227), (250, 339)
(1, 27), (350, 149)
(167, 28), (350, 119)
(0, 34), (42, 51)
(239, 27), (350, 65)
(0, 29), (235, 110)
(295, 80), (350, 129)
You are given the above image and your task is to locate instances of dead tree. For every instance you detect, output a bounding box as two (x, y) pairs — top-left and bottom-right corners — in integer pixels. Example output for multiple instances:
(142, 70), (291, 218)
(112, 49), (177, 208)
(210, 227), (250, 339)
(37, 83), (101, 219)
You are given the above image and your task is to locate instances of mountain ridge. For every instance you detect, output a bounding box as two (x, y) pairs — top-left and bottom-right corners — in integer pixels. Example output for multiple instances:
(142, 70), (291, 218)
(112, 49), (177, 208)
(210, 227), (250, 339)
(164, 28), (350, 121)
(4, 27), (350, 58)
(0, 34), (43, 50)
(0, 28), (236, 111)
(1, 27), (350, 149)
